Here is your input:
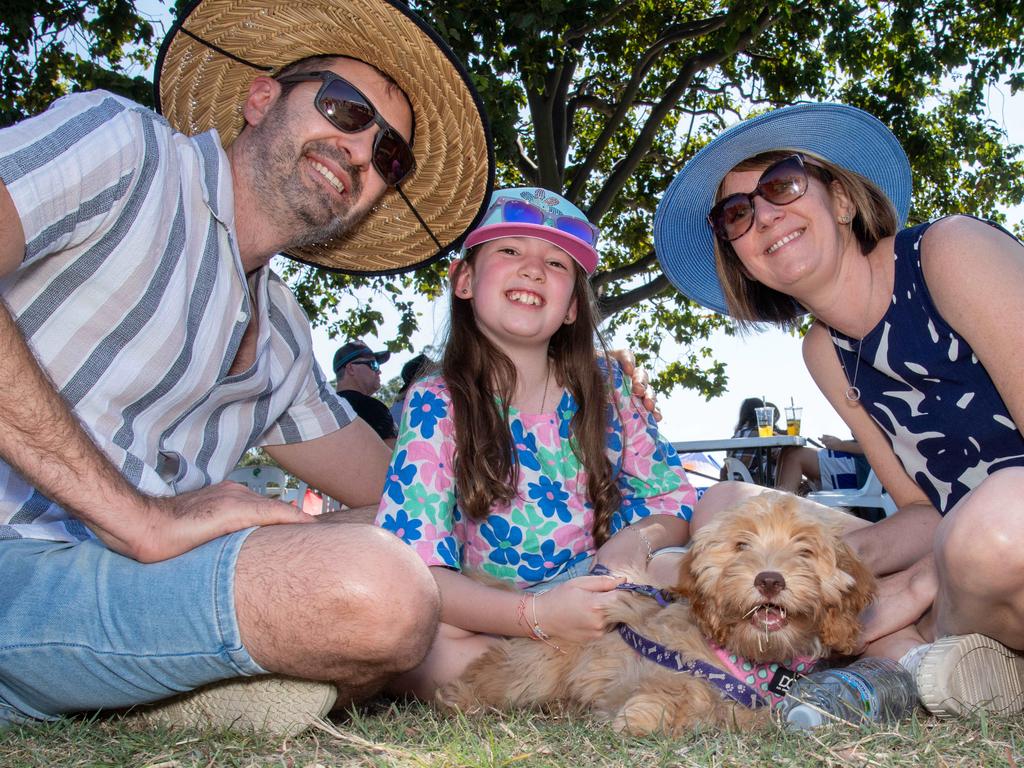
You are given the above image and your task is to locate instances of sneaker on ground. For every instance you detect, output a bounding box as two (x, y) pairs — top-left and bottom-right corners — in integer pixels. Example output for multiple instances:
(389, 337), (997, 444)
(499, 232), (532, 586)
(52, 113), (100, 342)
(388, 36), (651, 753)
(916, 633), (1024, 719)
(138, 675), (337, 737)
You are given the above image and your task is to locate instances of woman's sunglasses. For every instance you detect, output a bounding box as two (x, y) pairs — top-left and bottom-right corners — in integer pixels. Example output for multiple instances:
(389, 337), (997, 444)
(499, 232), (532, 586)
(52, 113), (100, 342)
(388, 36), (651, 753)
(482, 198), (599, 246)
(276, 71), (416, 187)
(707, 154), (814, 242)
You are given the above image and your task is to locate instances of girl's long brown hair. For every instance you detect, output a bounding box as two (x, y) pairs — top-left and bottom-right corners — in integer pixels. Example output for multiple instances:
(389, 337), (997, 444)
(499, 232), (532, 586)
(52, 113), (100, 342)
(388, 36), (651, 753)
(443, 248), (622, 546)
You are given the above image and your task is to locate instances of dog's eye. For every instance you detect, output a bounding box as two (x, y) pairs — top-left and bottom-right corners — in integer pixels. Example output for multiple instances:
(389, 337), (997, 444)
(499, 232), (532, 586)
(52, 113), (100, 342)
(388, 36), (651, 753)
(797, 547), (814, 559)
(735, 541), (749, 552)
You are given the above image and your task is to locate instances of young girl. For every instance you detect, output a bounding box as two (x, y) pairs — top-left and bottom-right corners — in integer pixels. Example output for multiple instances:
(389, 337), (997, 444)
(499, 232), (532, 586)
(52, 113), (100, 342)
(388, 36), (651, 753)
(376, 187), (696, 698)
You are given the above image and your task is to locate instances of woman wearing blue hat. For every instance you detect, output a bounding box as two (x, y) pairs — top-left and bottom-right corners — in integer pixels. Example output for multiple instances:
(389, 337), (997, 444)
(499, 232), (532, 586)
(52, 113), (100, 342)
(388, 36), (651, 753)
(654, 103), (1024, 721)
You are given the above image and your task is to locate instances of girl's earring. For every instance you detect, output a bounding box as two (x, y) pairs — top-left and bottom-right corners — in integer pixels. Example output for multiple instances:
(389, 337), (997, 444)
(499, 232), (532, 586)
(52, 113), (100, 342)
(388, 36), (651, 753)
(461, 288), (470, 296)
(838, 213), (852, 225)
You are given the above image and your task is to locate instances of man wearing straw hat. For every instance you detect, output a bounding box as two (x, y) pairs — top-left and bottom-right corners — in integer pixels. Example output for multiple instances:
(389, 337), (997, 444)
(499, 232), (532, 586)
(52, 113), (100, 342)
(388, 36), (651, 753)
(0, 0), (492, 737)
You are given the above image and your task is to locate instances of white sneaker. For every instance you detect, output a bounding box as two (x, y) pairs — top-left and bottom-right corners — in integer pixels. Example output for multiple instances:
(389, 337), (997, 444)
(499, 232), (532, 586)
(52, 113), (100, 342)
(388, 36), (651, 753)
(139, 675), (337, 737)
(916, 634), (1024, 718)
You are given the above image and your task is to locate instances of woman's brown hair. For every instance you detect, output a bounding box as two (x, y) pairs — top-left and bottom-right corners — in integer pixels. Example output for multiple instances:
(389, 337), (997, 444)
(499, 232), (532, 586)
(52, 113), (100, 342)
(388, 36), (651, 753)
(443, 248), (622, 546)
(714, 150), (899, 327)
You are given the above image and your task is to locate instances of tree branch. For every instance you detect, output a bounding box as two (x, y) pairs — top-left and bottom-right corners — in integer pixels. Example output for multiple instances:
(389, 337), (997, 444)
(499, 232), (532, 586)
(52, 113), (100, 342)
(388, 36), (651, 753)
(590, 4), (784, 219)
(514, 133), (539, 182)
(565, 1), (639, 42)
(591, 250), (659, 291)
(596, 273), (673, 318)
(568, 12), (736, 200)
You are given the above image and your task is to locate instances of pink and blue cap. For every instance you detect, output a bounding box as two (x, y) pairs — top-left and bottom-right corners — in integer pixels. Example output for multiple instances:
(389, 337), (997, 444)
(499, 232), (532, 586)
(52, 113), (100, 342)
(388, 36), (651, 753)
(462, 188), (600, 274)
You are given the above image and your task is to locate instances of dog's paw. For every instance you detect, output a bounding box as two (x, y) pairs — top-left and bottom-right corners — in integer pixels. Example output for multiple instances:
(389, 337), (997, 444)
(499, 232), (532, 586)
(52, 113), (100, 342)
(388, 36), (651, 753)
(611, 694), (689, 737)
(435, 680), (482, 713)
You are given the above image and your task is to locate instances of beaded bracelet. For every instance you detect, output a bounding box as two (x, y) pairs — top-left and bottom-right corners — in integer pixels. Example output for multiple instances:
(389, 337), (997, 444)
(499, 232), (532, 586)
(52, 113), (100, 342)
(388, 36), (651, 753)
(529, 593), (564, 654)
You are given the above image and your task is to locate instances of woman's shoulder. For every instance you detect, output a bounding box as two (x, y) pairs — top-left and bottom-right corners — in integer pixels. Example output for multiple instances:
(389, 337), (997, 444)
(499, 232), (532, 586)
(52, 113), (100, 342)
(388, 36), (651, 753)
(918, 215), (1022, 291)
(919, 215), (1012, 258)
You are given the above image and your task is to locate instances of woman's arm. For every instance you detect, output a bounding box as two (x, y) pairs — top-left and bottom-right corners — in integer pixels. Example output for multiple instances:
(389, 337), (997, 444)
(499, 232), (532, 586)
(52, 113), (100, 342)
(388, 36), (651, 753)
(921, 216), (1024, 432)
(820, 434), (862, 453)
(595, 514), (689, 573)
(803, 323), (941, 575)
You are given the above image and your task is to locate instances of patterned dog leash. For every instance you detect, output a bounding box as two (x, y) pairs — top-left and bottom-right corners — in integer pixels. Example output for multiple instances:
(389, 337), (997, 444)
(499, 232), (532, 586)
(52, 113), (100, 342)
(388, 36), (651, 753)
(590, 562), (674, 606)
(591, 562), (802, 708)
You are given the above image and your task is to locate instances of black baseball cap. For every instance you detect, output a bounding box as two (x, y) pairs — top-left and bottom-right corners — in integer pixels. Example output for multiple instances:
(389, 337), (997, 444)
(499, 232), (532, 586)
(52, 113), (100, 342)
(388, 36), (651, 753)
(333, 340), (391, 375)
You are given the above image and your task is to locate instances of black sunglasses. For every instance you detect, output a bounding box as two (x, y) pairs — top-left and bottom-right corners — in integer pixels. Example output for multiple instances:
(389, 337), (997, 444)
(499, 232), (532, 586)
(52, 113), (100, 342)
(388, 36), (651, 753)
(276, 71), (416, 187)
(351, 359), (381, 372)
(708, 154), (815, 242)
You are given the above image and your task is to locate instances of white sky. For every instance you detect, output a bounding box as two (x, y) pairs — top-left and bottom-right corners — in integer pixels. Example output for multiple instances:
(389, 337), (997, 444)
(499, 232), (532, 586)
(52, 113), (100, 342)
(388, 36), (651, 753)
(306, 84), (1024, 445)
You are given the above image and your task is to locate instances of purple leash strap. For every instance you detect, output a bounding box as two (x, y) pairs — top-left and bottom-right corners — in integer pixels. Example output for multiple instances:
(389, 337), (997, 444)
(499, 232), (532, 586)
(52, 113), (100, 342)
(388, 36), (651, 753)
(617, 624), (768, 709)
(590, 563), (674, 607)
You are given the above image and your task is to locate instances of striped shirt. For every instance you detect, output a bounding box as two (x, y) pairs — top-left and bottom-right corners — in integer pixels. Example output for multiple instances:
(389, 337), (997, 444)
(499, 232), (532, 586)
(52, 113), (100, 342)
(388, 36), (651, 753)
(0, 91), (354, 542)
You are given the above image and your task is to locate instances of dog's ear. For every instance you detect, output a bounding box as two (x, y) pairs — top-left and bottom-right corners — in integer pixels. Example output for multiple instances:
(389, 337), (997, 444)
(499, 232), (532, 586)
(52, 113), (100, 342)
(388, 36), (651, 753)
(820, 538), (877, 654)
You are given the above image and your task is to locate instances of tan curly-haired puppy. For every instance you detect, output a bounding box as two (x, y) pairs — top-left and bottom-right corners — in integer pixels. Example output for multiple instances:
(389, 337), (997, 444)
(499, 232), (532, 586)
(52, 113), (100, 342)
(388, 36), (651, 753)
(438, 492), (875, 735)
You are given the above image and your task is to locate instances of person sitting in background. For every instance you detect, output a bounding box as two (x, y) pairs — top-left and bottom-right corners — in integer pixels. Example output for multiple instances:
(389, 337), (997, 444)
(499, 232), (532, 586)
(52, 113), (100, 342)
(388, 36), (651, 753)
(333, 340), (398, 447)
(389, 353), (430, 428)
(724, 397), (786, 485)
(775, 434), (870, 495)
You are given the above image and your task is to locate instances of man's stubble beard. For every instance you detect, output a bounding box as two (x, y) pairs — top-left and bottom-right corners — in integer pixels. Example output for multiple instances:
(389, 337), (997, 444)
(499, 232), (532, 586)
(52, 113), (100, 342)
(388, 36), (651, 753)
(248, 99), (380, 250)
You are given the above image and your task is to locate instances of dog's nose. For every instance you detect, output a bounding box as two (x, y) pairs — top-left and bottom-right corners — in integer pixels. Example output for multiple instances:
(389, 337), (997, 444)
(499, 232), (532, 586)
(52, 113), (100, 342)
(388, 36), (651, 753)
(754, 571), (786, 597)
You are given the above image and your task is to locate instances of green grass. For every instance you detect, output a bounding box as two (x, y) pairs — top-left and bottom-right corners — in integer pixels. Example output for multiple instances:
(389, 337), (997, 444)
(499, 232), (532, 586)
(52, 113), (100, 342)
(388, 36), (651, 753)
(1, 700), (1022, 767)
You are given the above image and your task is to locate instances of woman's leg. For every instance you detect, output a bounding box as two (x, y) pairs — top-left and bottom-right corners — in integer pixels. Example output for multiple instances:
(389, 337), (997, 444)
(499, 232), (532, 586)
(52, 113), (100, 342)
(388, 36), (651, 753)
(775, 446), (820, 493)
(932, 468), (1024, 644)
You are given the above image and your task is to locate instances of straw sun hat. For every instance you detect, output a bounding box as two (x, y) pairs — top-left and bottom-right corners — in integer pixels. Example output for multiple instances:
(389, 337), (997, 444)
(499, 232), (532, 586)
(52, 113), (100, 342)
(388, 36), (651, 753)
(654, 102), (912, 315)
(155, 0), (494, 275)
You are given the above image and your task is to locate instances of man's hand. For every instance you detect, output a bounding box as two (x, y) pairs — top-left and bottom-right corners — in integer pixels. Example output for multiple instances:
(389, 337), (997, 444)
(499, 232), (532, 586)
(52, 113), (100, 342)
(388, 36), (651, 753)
(91, 481), (314, 563)
(605, 349), (661, 421)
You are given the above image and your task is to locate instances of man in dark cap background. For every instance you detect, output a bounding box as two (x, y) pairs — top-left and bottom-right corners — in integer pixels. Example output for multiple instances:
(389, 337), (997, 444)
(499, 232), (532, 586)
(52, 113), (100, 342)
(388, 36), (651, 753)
(333, 340), (398, 446)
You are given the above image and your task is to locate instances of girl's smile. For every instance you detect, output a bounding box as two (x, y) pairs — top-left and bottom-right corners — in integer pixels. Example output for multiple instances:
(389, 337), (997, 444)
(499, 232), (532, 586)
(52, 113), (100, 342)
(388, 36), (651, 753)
(455, 236), (578, 355)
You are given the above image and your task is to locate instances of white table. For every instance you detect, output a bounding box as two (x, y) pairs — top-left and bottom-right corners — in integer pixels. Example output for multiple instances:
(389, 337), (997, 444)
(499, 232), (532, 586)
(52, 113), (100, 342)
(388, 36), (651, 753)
(672, 435), (808, 486)
(672, 436), (807, 453)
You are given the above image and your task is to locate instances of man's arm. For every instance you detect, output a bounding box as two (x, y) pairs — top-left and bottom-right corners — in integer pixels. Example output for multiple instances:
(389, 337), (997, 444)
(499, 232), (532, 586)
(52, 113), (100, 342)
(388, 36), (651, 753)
(0, 182), (312, 562)
(264, 418), (392, 508)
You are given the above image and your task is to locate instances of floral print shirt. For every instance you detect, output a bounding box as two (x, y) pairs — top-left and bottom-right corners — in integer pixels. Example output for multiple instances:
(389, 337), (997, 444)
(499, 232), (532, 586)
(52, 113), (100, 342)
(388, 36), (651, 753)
(375, 365), (696, 589)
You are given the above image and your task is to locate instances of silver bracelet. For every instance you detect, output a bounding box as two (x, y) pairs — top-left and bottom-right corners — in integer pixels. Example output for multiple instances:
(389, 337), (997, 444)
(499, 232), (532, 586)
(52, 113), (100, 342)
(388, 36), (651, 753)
(627, 526), (654, 563)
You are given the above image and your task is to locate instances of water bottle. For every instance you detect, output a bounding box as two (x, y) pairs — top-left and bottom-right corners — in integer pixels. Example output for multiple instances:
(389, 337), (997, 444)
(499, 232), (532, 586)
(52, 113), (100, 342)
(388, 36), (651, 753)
(777, 657), (918, 729)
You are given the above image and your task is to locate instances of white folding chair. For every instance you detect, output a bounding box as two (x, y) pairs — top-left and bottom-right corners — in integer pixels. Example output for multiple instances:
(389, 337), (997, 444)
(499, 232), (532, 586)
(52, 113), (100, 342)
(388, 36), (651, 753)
(227, 465), (288, 499)
(721, 457), (755, 484)
(805, 469), (897, 517)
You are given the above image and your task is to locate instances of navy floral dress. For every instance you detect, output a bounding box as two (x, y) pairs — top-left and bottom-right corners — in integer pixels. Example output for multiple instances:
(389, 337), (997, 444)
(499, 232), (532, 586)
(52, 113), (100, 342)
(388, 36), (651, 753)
(828, 218), (1024, 513)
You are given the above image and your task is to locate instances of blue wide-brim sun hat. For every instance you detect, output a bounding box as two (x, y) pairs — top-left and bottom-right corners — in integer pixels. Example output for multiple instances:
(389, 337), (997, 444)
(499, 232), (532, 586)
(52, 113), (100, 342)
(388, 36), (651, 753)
(653, 103), (913, 315)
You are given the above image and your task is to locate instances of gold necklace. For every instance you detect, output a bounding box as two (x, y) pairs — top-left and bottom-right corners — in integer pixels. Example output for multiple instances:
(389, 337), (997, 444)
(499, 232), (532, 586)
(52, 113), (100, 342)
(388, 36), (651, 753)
(829, 328), (863, 402)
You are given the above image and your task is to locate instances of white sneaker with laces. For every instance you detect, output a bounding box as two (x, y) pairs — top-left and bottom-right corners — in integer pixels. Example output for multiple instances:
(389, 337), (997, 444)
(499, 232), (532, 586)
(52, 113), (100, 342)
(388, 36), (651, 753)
(916, 634), (1024, 718)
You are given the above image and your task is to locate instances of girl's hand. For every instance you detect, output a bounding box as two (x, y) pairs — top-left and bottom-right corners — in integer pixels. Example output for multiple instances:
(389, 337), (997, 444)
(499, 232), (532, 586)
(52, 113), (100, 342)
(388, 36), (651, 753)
(529, 574), (626, 644)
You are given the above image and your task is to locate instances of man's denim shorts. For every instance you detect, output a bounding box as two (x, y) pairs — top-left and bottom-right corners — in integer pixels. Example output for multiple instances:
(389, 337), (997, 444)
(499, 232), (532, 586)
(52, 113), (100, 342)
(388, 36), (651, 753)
(0, 529), (266, 727)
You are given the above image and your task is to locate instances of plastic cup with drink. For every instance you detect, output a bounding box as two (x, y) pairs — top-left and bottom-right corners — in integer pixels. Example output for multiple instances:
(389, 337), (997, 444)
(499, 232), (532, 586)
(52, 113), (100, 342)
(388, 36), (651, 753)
(754, 406), (774, 438)
(786, 405), (802, 436)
